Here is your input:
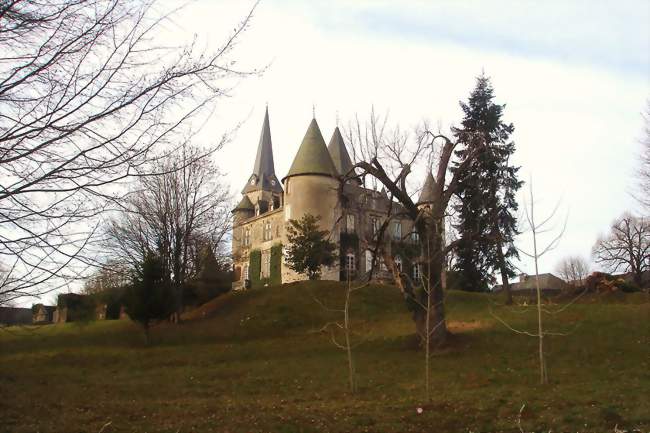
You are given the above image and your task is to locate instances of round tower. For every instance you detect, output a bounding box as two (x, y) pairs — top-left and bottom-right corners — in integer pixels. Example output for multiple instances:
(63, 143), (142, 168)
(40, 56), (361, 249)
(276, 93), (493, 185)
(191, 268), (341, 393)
(281, 118), (341, 281)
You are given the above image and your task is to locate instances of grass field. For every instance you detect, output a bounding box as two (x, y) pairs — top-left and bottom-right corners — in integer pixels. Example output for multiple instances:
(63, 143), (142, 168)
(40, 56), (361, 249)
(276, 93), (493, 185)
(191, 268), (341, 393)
(1, 282), (648, 433)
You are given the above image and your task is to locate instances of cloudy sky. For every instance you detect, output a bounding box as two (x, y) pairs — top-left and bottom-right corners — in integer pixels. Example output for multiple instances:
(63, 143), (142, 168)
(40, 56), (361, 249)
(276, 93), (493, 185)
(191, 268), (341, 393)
(170, 0), (649, 276)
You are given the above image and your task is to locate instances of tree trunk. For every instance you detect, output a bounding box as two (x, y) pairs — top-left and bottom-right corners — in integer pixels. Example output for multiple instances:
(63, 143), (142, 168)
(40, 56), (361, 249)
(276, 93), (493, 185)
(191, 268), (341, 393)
(496, 238), (513, 305)
(419, 227), (448, 348)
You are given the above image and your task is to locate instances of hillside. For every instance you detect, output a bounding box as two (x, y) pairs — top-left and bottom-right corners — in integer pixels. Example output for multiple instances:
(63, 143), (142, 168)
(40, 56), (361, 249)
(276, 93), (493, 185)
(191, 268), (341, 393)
(0, 281), (648, 433)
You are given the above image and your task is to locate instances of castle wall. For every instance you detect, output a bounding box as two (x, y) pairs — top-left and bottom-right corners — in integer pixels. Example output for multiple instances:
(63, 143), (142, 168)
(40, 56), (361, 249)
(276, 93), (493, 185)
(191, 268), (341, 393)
(232, 208), (285, 290)
(281, 175), (341, 282)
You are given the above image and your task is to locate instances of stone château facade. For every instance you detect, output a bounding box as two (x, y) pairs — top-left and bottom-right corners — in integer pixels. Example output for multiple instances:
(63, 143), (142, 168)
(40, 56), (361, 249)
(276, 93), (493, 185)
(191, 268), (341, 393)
(231, 109), (433, 290)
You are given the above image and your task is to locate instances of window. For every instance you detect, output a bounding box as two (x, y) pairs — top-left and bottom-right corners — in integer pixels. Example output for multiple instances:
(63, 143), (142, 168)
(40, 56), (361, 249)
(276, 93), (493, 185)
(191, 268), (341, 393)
(243, 264), (249, 281)
(243, 228), (251, 246)
(255, 204), (260, 216)
(263, 221), (272, 241)
(393, 221), (402, 240)
(394, 256), (402, 272)
(269, 200), (274, 211)
(365, 250), (373, 272)
(371, 217), (380, 236)
(411, 231), (420, 243)
(345, 253), (355, 271)
(261, 250), (271, 279)
(346, 214), (355, 233)
(413, 263), (421, 281)
(285, 205), (291, 221)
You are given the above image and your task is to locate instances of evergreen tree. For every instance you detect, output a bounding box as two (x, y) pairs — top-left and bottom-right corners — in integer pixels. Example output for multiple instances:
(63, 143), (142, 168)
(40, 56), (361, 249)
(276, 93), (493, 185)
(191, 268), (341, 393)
(124, 252), (175, 344)
(452, 74), (522, 300)
(285, 214), (338, 280)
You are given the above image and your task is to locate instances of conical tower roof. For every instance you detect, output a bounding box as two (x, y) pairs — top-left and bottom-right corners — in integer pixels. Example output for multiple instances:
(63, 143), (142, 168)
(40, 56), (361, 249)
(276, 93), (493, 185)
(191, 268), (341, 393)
(327, 127), (357, 180)
(283, 118), (338, 181)
(232, 195), (254, 212)
(417, 172), (436, 205)
(242, 107), (283, 194)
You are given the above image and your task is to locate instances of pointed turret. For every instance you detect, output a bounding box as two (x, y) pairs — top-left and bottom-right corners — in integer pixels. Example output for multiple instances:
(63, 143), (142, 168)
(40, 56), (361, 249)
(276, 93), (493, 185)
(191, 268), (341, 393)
(327, 127), (358, 182)
(283, 118), (338, 181)
(417, 172), (436, 205)
(242, 107), (283, 194)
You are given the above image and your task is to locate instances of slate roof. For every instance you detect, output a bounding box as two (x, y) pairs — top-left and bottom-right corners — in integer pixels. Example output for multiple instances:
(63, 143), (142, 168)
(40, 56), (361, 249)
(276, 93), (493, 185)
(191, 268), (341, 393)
(242, 107), (283, 194)
(283, 118), (338, 180)
(417, 172), (436, 204)
(232, 195), (254, 212)
(327, 127), (357, 180)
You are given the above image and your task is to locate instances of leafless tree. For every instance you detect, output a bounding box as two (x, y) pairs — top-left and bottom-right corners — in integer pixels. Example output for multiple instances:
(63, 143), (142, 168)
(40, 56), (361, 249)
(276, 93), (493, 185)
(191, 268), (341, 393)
(104, 143), (231, 318)
(592, 213), (650, 287)
(555, 255), (589, 287)
(513, 179), (566, 385)
(634, 101), (650, 210)
(343, 111), (482, 348)
(314, 275), (368, 393)
(0, 0), (257, 304)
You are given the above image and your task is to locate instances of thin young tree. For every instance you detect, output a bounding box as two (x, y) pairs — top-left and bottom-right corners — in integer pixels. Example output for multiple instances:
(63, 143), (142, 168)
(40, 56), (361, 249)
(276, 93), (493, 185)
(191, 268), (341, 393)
(0, 0), (258, 304)
(314, 273), (368, 393)
(634, 100), (650, 210)
(452, 74), (522, 302)
(516, 179), (566, 385)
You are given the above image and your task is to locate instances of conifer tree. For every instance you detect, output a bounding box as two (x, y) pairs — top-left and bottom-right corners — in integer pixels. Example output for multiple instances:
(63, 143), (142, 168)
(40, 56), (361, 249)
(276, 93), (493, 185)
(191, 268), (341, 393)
(452, 74), (522, 301)
(125, 252), (175, 344)
(285, 214), (337, 280)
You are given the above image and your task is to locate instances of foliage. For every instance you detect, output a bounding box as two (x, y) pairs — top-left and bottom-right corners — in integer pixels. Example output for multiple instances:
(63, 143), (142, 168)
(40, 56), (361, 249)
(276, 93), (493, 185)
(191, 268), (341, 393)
(585, 272), (641, 293)
(124, 253), (175, 342)
(56, 293), (95, 322)
(189, 246), (231, 304)
(249, 250), (262, 289)
(451, 73), (522, 292)
(270, 244), (283, 286)
(285, 214), (338, 280)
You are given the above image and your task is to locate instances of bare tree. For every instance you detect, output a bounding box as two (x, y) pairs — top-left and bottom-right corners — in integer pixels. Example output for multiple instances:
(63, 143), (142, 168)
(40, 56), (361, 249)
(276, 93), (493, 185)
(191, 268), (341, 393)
(634, 101), (650, 210)
(592, 213), (650, 287)
(105, 143), (231, 318)
(516, 180), (566, 385)
(0, 0), (257, 304)
(343, 111), (482, 348)
(314, 275), (368, 393)
(555, 255), (589, 287)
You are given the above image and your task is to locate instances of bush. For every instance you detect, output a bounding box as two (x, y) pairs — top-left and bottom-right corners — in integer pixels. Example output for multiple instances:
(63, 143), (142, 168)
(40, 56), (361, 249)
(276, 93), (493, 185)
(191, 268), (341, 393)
(124, 253), (175, 344)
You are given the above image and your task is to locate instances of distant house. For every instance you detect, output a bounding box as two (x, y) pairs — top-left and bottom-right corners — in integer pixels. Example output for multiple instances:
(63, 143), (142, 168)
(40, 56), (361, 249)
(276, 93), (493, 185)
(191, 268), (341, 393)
(0, 307), (33, 326)
(493, 273), (568, 296)
(32, 304), (56, 324)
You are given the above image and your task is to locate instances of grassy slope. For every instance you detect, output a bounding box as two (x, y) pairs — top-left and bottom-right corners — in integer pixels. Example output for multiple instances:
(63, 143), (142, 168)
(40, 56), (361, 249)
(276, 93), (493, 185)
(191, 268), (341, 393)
(0, 282), (648, 433)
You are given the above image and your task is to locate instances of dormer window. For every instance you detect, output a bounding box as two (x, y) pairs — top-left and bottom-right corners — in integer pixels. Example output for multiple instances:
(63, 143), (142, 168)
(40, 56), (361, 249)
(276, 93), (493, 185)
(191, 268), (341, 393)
(250, 175), (257, 185)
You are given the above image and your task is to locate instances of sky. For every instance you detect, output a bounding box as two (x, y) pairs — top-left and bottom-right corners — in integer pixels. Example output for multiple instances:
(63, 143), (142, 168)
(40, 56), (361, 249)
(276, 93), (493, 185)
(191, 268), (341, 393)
(24, 0), (648, 306)
(162, 0), (650, 278)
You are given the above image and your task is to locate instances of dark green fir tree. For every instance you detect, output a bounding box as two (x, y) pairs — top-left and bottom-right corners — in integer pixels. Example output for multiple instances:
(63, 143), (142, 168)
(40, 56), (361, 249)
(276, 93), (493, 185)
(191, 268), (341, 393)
(452, 74), (522, 302)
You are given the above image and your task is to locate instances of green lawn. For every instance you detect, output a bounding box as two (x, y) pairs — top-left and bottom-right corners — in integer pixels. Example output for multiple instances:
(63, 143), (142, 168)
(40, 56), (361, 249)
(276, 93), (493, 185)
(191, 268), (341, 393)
(1, 282), (648, 433)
